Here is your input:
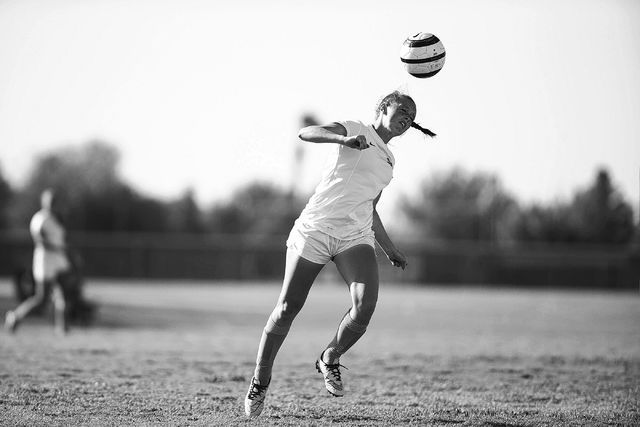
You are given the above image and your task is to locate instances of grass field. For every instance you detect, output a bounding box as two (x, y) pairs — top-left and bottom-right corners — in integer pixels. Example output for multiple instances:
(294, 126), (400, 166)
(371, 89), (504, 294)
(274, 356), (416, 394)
(1, 279), (639, 426)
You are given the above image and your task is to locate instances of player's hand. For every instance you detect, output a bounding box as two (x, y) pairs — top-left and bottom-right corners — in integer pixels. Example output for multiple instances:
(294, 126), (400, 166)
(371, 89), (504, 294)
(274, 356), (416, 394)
(343, 135), (369, 150)
(388, 249), (408, 270)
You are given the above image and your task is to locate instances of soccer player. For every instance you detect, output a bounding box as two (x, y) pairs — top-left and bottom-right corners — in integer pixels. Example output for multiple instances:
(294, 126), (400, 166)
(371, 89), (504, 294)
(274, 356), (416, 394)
(5, 189), (71, 334)
(244, 91), (436, 417)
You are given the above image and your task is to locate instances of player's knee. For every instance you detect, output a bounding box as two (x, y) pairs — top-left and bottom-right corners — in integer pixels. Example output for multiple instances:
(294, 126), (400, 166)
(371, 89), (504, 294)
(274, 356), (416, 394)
(353, 303), (376, 324)
(351, 290), (377, 323)
(273, 299), (304, 324)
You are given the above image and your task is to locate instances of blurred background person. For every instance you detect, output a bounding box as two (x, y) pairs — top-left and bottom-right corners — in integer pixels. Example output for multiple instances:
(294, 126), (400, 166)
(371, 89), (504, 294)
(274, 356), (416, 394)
(5, 189), (70, 334)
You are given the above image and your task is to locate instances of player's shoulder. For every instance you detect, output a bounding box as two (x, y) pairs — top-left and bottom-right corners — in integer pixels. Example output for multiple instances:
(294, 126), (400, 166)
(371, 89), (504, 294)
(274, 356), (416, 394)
(339, 120), (366, 136)
(31, 209), (46, 221)
(32, 209), (56, 225)
(29, 210), (46, 230)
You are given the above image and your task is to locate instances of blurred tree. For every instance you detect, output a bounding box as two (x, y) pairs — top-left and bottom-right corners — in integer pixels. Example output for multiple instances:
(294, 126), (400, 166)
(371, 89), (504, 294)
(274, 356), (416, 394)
(10, 140), (169, 232)
(515, 169), (635, 244)
(167, 188), (205, 233)
(570, 169), (635, 243)
(206, 182), (305, 236)
(399, 168), (519, 241)
(10, 140), (120, 228)
(0, 165), (13, 229)
(512, 203), (577, 243)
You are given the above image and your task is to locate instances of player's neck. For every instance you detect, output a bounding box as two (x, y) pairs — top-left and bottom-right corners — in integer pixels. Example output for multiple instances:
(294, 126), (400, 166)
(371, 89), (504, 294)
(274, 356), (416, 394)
(371, 123), (392, 144)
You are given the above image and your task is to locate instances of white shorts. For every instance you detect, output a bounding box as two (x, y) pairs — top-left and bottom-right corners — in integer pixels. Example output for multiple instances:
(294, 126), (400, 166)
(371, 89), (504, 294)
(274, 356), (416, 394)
(32, 247), (70, 282)
(286, 222), (376, 265)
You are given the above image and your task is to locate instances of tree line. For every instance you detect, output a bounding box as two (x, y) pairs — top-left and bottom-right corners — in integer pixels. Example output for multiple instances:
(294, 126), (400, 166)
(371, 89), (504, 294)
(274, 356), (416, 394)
(0, 140), (636, 245)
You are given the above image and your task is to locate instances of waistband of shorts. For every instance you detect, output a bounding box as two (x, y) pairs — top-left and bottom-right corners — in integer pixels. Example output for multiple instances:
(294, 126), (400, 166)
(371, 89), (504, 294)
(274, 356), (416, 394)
(293, 218), (374, 241)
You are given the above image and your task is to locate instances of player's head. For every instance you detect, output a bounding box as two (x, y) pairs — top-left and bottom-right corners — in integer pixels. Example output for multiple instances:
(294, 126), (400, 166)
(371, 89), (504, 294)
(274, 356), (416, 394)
(40, 188), (57, 210)
(375, 91), (436, 138)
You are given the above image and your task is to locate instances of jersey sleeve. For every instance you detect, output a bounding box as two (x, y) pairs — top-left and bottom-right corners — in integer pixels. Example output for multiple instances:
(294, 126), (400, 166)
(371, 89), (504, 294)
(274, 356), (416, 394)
(338, 120), (363, 138)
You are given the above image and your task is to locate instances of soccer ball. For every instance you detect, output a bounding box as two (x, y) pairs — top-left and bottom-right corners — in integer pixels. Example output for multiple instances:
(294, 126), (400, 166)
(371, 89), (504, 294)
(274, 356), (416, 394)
(400, 32), (446, 78)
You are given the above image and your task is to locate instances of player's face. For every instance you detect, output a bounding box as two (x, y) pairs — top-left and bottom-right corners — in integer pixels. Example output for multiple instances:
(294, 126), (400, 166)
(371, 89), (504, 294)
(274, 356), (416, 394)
(384, 98), (416, 137)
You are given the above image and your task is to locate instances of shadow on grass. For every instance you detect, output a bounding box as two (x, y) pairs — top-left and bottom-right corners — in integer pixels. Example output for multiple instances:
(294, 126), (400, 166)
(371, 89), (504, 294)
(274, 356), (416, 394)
(1, 294), (263, 331)
(94, 302), (224, 329)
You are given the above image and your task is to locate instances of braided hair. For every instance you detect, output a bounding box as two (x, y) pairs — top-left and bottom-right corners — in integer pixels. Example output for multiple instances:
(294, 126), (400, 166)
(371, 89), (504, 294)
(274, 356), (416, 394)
(376, 90), (436, 138)
(410, 122), (436, 137)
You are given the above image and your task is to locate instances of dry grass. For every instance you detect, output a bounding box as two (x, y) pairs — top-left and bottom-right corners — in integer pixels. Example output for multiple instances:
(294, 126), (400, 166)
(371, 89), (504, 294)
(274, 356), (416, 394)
(1, 280), (638, 426)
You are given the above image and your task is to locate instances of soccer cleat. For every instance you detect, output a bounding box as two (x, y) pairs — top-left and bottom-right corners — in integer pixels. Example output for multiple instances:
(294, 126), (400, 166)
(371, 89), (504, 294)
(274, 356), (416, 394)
(244, 376), (269, 418)
(315, 352), (346, 397)
(4, 311), (17, 333)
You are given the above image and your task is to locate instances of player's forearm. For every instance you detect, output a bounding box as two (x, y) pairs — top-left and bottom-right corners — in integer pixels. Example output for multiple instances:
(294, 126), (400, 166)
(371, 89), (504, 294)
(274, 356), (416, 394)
(298, 126), (348, 145)
(372, 210), (397, 256)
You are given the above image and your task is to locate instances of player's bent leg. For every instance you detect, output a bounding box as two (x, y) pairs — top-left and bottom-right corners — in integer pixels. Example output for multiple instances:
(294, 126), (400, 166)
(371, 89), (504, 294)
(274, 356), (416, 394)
(6, 278), (48, 333)
(315, 244), (379, 396)
(328, 244), (379, 360)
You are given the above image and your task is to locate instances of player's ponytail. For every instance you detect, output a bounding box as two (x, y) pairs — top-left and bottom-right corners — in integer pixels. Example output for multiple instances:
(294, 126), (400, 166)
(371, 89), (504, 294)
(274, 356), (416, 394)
(376, 90), (436, 138)
(411, 122), (436, 138)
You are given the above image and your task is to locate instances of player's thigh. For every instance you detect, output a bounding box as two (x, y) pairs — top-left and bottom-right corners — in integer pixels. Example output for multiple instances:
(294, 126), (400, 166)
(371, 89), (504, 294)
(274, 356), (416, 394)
(333, 245), (379, 313)
(31, 275), (49, 300)
(333, 244), (379, 287)
(276, 248), (325, 311)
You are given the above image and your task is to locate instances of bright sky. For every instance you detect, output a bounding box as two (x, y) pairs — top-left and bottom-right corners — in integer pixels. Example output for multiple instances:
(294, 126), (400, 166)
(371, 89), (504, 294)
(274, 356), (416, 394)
(0, 0), (639, 219)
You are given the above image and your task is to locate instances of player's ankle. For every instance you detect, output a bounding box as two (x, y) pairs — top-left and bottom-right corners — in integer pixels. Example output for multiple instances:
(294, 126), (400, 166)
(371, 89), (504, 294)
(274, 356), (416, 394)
(322, 348), (340, 364)
(253, 370), (271, 386)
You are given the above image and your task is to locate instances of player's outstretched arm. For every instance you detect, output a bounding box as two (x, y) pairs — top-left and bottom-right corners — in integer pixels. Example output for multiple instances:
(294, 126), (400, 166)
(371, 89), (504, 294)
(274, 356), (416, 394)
(298, 123), (369, 150)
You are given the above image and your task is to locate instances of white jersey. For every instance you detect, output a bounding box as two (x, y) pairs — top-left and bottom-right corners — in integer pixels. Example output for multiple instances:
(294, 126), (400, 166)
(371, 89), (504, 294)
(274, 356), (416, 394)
(296, 120), (395, 240)
(30, 209), (70, 281)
